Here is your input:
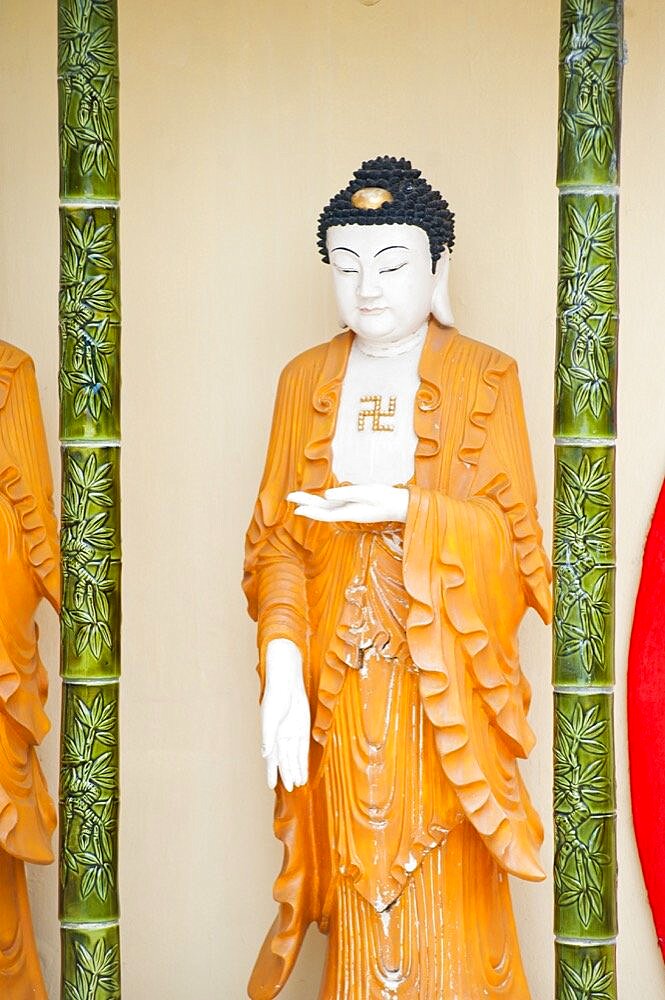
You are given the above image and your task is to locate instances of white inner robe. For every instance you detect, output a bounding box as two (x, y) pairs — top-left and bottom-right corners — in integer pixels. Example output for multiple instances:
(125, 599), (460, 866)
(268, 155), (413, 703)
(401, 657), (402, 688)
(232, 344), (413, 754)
(331, 330), (424, 486)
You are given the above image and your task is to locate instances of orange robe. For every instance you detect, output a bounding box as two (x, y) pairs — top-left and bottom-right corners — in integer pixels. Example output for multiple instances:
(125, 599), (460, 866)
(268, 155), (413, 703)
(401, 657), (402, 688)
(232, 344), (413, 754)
(0, 342), (59, 1000)
(243, 320), (551, 1000)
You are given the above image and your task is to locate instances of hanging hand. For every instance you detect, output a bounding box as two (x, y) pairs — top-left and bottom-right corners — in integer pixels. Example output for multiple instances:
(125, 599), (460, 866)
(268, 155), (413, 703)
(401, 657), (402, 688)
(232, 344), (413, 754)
(261, 638), (310, 792)
(288, 485), (409, 524)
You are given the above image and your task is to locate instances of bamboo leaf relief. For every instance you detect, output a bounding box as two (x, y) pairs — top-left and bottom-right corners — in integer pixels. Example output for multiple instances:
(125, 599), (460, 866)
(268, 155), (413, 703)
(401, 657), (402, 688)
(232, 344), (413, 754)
(559, 0), (620, 171)
(59, 0), (119, 185)
(61, 451), (117, 661)
(554, 452), (614, 680)
(556, 199), (617, 426)
(64, 939), (120, 1000)
(59, 0), (121, 995)
(559, 954), (614, 1000)
(554, 567), (610, 679)
(554, 695), (616, 935)
(554, 703), (610, 815)
(555, 815), (609, 928)
(61, 691), (118, 905)
(555, 0), (621, 991)
(60, 213), (117, 427)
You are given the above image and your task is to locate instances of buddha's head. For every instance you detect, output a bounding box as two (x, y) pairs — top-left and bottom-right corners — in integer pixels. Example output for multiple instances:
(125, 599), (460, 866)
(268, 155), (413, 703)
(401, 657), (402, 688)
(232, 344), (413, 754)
(318, 156), (455, 348)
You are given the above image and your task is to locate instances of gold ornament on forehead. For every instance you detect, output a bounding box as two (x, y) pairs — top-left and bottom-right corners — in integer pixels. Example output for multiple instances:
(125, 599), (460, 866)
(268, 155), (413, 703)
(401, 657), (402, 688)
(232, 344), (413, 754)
(351, 187), (394, 211)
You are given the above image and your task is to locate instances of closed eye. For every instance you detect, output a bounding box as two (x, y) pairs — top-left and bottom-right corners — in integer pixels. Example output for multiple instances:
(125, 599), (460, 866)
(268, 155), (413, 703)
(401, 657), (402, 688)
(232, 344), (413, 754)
(379, 262), (408, 274)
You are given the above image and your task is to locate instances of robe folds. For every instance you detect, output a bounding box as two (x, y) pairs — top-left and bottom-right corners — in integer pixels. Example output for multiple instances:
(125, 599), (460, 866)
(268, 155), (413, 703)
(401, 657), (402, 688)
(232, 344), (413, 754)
(0, 341), (59, 999)
(243, 320), (552, 999)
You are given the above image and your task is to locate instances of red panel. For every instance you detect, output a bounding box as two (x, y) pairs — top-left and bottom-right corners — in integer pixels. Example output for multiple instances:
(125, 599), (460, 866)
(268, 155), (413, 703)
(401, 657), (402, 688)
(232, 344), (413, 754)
(628, 477), (665, 962)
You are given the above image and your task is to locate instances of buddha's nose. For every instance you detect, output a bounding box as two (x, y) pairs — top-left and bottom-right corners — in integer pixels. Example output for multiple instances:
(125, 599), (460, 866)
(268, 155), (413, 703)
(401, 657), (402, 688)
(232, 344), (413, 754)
(357, 268), (381, 300)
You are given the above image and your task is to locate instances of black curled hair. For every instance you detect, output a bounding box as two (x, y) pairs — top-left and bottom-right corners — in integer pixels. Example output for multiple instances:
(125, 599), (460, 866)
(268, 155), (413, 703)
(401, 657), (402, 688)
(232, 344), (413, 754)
(317, 156), (455, 273)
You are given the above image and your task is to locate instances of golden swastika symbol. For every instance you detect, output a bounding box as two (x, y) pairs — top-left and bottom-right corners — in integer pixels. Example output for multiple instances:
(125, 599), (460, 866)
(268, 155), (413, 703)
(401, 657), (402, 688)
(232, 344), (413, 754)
(357, 394), (396, 432)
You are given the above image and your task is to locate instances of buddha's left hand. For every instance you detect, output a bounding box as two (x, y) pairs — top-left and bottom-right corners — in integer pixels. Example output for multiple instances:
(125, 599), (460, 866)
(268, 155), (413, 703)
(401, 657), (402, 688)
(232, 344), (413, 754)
(288, 485), (409, 524)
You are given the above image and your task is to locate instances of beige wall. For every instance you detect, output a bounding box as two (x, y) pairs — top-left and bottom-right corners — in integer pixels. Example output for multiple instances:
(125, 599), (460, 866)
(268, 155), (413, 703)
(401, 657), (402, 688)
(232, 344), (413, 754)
(2, 0), (665, 996)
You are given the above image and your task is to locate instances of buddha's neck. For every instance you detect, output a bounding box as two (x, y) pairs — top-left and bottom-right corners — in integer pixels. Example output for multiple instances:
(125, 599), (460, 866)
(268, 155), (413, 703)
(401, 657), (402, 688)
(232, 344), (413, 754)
(354, 321), (428, 358)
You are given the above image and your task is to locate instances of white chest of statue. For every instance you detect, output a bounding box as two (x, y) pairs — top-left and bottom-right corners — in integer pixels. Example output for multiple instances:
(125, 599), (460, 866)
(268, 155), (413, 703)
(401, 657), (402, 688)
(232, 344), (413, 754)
(331, 328), (424, 487)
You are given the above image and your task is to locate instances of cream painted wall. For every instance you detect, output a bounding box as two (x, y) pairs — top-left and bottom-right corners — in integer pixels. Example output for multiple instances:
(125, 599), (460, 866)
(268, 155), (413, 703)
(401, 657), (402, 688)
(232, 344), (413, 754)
(1, 0), (664, 996)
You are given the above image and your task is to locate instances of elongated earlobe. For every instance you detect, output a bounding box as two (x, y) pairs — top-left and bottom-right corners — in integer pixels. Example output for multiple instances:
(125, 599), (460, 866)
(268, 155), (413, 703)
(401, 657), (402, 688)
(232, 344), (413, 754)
(431, 250), (455, 327)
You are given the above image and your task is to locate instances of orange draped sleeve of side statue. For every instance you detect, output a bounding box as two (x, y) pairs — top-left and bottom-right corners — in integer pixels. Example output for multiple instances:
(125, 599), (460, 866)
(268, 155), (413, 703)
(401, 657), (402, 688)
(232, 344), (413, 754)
(0, 342), (59, 1000)
(243, 320), (552, 1000)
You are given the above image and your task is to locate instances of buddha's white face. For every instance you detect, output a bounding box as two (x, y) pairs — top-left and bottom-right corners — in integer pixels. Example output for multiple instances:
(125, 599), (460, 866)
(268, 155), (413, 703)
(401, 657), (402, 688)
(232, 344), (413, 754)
(327, 223), (443, 348)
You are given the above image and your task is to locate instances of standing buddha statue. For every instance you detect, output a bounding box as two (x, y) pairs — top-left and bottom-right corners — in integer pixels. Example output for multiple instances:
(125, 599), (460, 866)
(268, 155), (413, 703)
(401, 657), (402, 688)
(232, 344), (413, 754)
(243, 157), (552, 999)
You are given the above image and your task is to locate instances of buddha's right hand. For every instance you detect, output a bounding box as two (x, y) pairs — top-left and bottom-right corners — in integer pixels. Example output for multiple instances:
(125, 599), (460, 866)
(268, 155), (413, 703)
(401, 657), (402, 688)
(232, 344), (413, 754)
(261, 638), (310, 792)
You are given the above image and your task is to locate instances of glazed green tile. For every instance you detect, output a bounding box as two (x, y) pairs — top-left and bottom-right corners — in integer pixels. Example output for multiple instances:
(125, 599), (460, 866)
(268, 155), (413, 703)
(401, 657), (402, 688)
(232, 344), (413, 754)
(554, 812), (617, 939)
(59, 682), (119, 923)
(59, 206), (121, 442)
(553, 445), (615, 685)
(557, 0), (623, 188)
(553, 446), (615, 567)
(554, 693), (616, 816)
(61, 923), (121, 1000)
(61, 446), (121, 680)
(555, 193), (618, 440)
(555, 942), (616, 1000)
(58, 0), (119, 201)
(554, 565), (615, 686)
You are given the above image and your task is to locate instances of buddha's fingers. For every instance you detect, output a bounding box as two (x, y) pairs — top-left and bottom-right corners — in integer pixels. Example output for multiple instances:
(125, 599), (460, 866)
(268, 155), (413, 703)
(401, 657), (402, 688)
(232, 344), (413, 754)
(294, 503), (368, 523)
(265, 749), (278, 791)
(297, 736), (309, 786)
(287, 491), (342, 508)
(277, 737), (295, 793)
(261, 712), (279, 763)
(286, 737), (303, 788)
(293, 505), (337, 521)
(324, 485), (376, 503)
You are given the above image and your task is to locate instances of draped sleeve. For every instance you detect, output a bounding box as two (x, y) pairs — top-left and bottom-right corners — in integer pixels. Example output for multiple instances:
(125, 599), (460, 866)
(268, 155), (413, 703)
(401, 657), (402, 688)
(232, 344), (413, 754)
(0, 351), (59, 609)
(243, 350), (338, 998)
(403, 357), (551, 882)
(243, 353), (320, 697)
(0, 345), (58, 864)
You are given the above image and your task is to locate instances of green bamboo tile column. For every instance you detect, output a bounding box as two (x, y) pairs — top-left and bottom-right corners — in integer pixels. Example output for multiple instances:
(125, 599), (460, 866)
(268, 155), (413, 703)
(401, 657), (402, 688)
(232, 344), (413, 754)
(58, 1), (121, 997)
(554, 2), (623, 997)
